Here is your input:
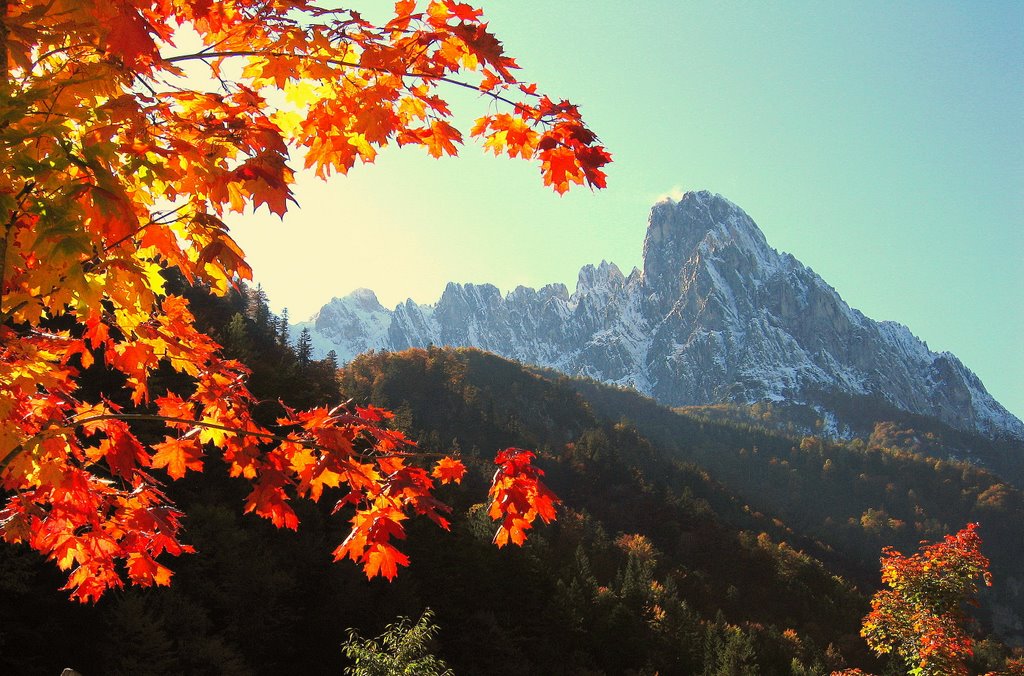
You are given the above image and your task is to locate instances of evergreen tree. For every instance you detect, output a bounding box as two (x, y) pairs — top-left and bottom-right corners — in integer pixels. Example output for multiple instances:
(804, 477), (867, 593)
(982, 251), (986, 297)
(248, 284), (271, 335)
(715, 627), (758, 676)
(220, 313), (253, 362)
(104, 595), (180, 676)
(278, 308), (290, 347)
(296, 327), (314, 366)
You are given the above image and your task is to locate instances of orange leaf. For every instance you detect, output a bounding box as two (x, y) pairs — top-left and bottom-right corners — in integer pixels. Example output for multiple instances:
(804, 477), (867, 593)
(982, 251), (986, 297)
(126, 553), (174, 587)
(539, 145), (584, 195)
(487, 448), (559, 548)
(364, 542), (411, 581)
(245, 476), (299, 530)
(151, 436), (204, 480)
(431, 457), (466, 484)
(419, 120), (463, 158)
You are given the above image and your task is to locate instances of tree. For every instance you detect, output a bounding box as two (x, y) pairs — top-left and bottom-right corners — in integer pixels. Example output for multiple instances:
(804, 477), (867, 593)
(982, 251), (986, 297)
(0, 0), (602, 602)
(857, 523), (992, 676)
(220, 312), (254, 362)
(296, 327), (314, 366)
(278, 308), (291, 348)
(341, 609), (453, 676)
(248, 284), (272, 333)
(325, 350), (340, 371)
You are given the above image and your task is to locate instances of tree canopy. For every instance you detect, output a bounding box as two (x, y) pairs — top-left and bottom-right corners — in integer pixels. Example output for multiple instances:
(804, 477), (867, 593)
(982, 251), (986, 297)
(859, 523), (992, 676)
(0, 0), (606, 601)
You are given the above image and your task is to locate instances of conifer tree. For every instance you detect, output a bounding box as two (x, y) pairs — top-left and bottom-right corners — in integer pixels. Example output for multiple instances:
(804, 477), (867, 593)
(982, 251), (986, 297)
(278, 308), (290, 348)
(325, 350), (340, 371)
(249, 285), (272, 335)
(296, 328), (314, 366)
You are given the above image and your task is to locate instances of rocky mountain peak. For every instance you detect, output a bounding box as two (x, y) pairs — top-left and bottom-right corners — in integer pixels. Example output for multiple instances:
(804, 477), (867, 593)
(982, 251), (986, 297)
(343, 288), (385, 312)
(309, 287), (390, 355)
(539, 283), (570, 301)
(296, 190), (1024, 443)
(642, 191), (774, 301)
(576, 260), (625, 294)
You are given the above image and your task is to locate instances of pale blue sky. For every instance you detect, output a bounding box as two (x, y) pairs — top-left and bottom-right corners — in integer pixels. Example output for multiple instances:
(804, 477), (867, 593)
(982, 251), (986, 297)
(231, 1), (1024, 419)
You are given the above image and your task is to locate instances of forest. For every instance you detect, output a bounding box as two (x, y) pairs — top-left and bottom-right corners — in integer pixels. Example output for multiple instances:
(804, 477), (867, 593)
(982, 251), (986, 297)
(3, 283), (1020, 675)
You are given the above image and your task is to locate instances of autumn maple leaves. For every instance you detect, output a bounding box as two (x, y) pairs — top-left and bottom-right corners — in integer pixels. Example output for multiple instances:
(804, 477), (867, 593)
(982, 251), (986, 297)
(488, 448), (558, 548)
(473, 100), (612, 195)
(1, 0), (593, 601)
(333, 440), (558, 582)
(860, 523), (993, 676)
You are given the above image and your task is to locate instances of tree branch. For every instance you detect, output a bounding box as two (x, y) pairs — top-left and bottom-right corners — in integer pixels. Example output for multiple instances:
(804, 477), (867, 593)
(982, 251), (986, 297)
(0, 181), (36, 323)
(0, 411), (447, 476)
(101, 202), (193, 253)
(0, 0), (9, 320)
(163, 50), (522, 109)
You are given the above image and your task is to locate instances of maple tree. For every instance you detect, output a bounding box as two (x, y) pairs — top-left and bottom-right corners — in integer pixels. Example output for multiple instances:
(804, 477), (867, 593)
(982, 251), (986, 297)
(0, 0), (608, 601)
(849, 523), (993, 676)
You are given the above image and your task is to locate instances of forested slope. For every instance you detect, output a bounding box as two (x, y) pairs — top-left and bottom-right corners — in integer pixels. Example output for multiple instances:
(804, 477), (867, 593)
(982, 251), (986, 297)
(2, 288), (1019, 674)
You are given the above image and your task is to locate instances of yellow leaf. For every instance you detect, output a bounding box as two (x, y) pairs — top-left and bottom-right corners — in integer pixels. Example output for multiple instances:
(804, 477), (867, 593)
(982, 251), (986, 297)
(142, 261), (166, 296)
(272, 110), (303, 136)
(285, 81), (321, 109)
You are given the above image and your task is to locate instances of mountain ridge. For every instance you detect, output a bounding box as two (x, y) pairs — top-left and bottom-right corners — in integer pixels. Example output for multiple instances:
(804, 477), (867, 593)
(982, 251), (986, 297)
(295, 190), (1024, 443)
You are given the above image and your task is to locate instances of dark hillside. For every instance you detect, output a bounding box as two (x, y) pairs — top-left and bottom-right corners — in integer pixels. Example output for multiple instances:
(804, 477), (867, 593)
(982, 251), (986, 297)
(3, 320), (1019, 674)
(338, 347), (873, 673)
(338, 347), (1023, 669)
(561, 370), (1024, 644)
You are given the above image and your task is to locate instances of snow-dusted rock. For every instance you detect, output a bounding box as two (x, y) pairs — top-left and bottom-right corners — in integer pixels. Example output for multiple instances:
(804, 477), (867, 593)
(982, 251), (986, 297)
(296, 190), (1024, 441)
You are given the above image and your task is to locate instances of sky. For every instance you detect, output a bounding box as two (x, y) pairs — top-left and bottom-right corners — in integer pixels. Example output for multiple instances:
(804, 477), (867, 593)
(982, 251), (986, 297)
(228, 1), (1024, 420)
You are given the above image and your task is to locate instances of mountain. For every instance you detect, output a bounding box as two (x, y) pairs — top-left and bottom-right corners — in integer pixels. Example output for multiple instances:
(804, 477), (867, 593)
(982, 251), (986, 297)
(296, 190), (1024, 443)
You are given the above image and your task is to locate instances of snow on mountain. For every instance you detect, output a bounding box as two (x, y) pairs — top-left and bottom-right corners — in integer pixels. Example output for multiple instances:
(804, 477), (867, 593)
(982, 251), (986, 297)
(292, 288), (391, 360)
(295, 190), (1024, 442)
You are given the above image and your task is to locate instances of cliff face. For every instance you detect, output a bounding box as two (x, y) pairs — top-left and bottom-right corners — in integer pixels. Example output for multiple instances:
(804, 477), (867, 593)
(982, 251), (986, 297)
(296, 190), (1024, 442)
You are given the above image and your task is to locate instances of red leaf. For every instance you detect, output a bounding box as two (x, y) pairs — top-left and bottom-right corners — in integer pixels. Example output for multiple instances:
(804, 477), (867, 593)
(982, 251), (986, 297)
(102, 5), (159, 68)
(445, 1), (484, 22)
(364, 542), (410, 581)
(487, 448), (559, 548)
(100, 421), (150, 478)
(418, 120), (463, 158)
(126, 553), (173, 586)
(245, 477), (299, 530)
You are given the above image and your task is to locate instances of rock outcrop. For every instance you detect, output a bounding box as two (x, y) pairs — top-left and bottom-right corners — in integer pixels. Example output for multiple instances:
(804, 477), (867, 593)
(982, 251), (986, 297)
(295, 190), (1024, 441)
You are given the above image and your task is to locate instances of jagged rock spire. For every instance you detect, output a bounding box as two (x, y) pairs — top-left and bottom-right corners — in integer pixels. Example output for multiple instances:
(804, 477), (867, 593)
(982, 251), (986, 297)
(293, 191), (1024, 442)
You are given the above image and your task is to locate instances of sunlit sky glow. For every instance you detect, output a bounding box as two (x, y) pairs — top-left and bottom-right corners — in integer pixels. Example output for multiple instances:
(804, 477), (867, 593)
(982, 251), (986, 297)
(226, 1), (1023, 420)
